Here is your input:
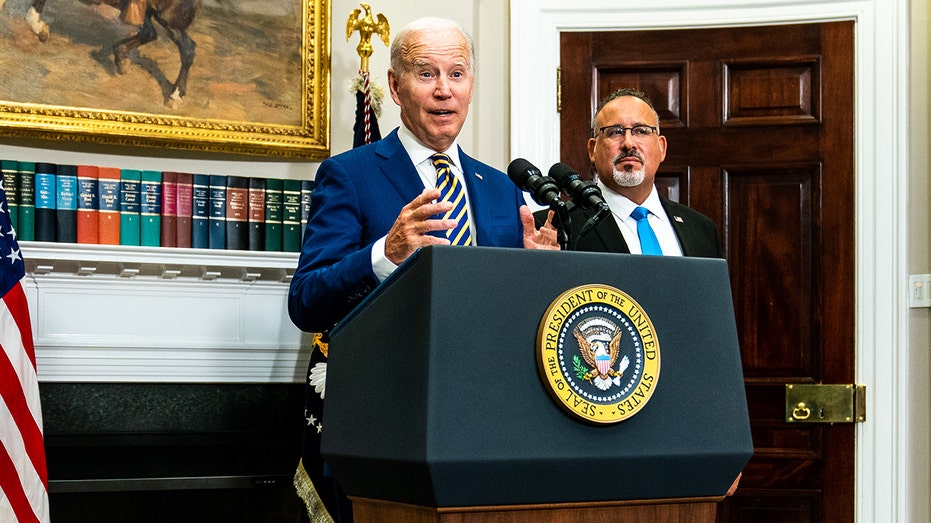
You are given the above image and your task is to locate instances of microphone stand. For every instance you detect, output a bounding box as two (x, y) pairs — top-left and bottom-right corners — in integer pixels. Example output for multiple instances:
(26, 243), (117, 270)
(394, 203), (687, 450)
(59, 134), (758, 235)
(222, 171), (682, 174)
(551, 200), (572, 251)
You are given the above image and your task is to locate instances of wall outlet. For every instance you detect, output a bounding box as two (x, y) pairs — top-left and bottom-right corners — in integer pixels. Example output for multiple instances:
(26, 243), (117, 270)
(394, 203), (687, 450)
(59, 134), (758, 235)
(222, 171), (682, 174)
(909, 274), (931, 308)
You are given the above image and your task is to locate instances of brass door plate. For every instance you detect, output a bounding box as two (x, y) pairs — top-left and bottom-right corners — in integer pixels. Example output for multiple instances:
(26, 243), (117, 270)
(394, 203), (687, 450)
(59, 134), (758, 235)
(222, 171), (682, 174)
(785, 384), (866, 423)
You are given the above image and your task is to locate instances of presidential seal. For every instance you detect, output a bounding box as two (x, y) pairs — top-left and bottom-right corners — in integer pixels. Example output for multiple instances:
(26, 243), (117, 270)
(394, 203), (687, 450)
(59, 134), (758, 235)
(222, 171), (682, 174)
(536, 284), (661, 424)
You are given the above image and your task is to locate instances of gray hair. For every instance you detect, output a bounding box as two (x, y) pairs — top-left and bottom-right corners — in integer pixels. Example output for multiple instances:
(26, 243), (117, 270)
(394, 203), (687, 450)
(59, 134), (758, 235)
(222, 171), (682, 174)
(591, 87), (661, 136)
(389, 17), (475, 75)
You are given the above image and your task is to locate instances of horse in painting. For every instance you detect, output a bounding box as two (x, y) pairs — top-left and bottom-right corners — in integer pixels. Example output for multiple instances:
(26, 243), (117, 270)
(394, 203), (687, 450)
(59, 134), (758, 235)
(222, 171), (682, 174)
(25, 0), (197, 105)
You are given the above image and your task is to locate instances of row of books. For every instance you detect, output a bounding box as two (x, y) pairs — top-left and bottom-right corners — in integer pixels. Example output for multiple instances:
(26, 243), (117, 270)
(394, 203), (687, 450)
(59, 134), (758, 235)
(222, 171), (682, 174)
(1, 160), (314, 252)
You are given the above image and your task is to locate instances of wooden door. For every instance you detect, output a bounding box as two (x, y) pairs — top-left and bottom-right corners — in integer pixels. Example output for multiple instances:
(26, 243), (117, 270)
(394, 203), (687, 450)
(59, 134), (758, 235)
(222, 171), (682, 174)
(560, 22), (855, 522)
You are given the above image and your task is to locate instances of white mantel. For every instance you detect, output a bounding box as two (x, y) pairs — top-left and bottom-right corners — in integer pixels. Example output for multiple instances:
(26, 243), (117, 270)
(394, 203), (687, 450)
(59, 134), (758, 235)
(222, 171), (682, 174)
(21, 242), (311, 383)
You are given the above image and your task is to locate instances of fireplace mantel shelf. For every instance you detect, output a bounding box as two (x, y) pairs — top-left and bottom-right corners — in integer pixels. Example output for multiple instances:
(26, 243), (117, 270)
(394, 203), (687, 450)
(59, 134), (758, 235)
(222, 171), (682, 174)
(21, 242), (299, 282)
(20, 242), (310, 384)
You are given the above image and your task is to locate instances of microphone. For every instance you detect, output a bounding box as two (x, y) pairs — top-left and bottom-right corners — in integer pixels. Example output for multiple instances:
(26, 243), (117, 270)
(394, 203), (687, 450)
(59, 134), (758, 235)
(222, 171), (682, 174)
(507, 158), (563, 208)
(548, 162), (611, 237)
(547, 162), (610, 214)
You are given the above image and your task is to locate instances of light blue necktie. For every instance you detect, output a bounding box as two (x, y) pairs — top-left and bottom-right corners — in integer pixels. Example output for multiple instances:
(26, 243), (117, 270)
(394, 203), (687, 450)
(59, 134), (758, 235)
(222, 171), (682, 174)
(430, 153), (472, 246)
(631, 206), (662, 255)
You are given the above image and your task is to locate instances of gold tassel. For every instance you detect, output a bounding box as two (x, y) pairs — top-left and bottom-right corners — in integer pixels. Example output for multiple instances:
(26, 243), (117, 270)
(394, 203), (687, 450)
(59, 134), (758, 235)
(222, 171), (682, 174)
(312, 332), (329, 358)
(294, 459), (336, 523)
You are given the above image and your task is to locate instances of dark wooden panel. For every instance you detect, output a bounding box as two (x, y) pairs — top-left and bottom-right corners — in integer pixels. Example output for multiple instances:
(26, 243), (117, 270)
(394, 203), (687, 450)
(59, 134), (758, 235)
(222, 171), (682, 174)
(750, 422), (820, 458)
(724, 58), (820, 125)
(560, 32), (595, 177)
(725, 166), (820, 379)
(745, 382), (801, 420)
(721, 490), (820, 523)
(740, 458), (821, 489)
(562, 21), (855, 522)
(596, 64), (687, 127)
(352, 497), (719, 523)
(655, 168), (687, 203)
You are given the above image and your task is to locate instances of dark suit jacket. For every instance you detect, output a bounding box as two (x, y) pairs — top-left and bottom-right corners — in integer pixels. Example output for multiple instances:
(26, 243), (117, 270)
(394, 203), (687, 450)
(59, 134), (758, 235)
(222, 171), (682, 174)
(288, 129), (527, 333)
(535, 196), (724, 258)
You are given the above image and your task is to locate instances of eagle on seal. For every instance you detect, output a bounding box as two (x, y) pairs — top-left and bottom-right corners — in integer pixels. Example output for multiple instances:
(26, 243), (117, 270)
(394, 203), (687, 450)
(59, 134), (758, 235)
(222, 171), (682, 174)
(574, 326), (630, 391)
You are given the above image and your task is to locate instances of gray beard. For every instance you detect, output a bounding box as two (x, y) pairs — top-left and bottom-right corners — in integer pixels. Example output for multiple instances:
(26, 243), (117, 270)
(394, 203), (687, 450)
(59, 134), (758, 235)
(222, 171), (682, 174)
(613, 166), (645, 187)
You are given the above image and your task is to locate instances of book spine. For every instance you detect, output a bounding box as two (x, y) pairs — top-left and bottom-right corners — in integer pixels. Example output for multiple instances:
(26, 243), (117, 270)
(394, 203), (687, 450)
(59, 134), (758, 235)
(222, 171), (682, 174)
(208, 174), (226, 249)
(248, 177), (265, 251)
(120, 169), (141, 246)
(34, 162), (57, 242)
(16, 162), (35, 242)
(263, 178), (283, 252)
(160, 171), (178, 247)
(1, 160), (18, 232)
(76, 165), (99, 244)
(192, 174), (209, 249)
(225, 175), (248, 251)
(97, 167), (121, 245)
(140, 170), (162, 247)
(55, 165), (78, 243)
(176, 172), (194, 248)
(300, 179), (314, 240)
(282, 179), (302, 252)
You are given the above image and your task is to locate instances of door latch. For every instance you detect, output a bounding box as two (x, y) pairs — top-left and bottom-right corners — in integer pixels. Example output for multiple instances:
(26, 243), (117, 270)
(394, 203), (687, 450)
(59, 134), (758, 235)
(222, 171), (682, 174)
(785, 384), (866, 423)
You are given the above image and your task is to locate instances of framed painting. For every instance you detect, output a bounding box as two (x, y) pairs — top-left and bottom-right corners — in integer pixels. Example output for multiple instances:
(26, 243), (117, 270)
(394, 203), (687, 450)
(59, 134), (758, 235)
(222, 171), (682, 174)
(0, 0), (330, 159)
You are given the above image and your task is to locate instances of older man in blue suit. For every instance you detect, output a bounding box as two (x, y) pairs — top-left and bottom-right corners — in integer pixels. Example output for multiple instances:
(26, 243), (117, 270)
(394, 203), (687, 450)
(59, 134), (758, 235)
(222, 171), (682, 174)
(288, 17), (557, 523)
(289, 17), (556, 335)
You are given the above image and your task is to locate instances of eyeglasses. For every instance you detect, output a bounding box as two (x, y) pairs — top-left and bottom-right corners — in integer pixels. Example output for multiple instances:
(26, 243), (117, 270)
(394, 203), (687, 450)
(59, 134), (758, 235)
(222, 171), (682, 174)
(597, 125), (658, 141)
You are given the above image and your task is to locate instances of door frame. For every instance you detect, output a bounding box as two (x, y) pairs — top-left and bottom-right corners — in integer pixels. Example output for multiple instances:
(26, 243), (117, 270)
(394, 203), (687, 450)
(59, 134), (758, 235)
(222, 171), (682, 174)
(509, 0), (909, 521)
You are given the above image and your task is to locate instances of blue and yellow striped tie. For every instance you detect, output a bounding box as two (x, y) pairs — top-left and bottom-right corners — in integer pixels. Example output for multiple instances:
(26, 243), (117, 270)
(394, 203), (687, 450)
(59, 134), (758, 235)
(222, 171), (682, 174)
(431, 153), (472, 246)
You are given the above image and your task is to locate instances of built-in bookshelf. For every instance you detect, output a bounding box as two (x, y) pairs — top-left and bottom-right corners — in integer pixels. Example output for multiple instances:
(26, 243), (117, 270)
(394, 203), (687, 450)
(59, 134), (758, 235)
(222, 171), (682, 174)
(3, 156), (313, 383)
(21, 242), (310, 384)
(1, 160), (313, 252)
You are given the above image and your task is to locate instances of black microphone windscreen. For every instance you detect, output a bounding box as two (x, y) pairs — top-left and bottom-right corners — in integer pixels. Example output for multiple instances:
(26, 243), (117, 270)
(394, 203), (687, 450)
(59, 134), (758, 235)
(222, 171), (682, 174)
(507, 158), (540, 186)
(548, 162), (580, 188)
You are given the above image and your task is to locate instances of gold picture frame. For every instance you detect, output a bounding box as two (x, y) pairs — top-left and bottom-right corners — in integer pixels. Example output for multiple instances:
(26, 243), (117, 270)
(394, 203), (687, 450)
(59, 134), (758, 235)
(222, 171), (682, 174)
(0, 0), (330, 159)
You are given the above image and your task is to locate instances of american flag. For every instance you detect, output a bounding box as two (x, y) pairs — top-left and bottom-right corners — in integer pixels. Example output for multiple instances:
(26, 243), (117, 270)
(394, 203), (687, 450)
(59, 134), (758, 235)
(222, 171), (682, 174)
(0, 179), (49, 522)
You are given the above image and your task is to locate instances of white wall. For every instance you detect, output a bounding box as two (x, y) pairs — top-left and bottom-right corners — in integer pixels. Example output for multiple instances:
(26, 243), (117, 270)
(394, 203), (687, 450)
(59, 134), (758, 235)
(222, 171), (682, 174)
(328, 0), (510, 165)
(908, 0), (931, 518)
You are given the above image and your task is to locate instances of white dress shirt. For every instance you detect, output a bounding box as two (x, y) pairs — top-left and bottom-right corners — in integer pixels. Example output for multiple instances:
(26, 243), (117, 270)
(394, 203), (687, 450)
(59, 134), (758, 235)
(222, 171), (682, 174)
(598, 181), (684, 256)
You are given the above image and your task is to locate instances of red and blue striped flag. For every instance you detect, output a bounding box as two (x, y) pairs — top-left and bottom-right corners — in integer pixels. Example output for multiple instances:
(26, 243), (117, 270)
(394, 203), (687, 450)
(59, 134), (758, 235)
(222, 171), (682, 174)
(0, 179), (49, 523)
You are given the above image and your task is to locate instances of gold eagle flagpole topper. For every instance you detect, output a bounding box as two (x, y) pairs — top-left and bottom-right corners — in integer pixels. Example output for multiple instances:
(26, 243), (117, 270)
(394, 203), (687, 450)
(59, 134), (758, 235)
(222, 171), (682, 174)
(346, 3), (390, 73)
(346, 3), (389, 145)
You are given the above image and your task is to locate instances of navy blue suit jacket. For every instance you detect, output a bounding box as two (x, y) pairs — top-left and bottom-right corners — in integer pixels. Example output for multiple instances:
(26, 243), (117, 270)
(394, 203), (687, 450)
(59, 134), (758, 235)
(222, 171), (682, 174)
(289, 129), (527, 333)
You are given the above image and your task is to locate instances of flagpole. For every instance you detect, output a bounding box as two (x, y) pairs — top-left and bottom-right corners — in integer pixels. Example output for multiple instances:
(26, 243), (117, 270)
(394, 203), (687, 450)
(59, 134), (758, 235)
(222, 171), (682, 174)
(346, 3), (390, 146)
(292, 7), (392, 519)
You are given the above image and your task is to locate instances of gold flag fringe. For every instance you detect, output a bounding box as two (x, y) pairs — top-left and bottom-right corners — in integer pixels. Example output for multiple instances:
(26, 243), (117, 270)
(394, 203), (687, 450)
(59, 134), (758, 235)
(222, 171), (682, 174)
(294, 459), (336, 523)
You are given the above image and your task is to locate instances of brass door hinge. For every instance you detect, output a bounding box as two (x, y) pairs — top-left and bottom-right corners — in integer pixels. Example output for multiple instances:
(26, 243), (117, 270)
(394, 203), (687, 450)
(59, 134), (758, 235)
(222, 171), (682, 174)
(785, 384), (866, 423)
(556, 66), (562, 113)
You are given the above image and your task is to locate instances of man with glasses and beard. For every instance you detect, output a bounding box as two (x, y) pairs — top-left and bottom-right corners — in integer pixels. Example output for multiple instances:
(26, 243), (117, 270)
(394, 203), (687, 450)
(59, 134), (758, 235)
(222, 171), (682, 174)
(538, 87), (724, 258)
(536, 87), (740, 497)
